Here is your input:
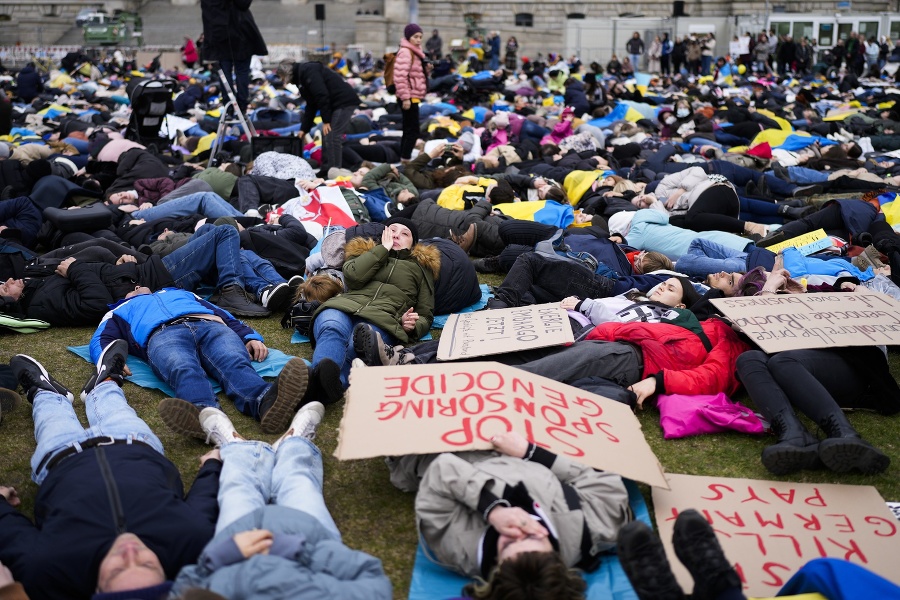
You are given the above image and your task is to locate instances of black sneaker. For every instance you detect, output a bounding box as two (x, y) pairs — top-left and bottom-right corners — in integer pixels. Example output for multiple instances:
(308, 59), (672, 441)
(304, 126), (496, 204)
(10, 354), (74, 403)
(287, 274), (303, 299)
(259, 282), (291, 311)
(259, 358), (309, 434)
(158, 397), (206, 439)
(672, 510), (742, 600)
(81, 339), (129, 401)
(617, 520), (685, 600)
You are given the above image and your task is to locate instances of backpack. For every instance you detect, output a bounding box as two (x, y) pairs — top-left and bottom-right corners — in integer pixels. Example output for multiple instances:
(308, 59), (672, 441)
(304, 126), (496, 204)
(383, 52), (398, 94)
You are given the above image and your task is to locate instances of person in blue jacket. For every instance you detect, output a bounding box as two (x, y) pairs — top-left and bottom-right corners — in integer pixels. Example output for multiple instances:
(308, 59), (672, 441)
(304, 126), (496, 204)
(89, 287), (338, 436)
(170, 403), (393, 599)
(2, 346), (221, 600)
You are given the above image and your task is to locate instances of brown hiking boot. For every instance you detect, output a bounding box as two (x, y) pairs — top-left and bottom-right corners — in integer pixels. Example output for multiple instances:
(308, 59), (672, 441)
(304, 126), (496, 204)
(158, 398), (206, 439)
(259, 358), (309, 434)
(449, 223), (477, 254)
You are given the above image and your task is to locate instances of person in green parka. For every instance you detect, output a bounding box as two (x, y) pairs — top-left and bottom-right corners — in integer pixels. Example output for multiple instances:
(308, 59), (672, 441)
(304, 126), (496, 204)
(310, 216), (440, 392)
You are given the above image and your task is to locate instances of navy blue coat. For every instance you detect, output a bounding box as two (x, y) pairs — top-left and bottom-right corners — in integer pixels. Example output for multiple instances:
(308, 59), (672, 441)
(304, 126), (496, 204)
(0, 444), (220, 600)
(15, 65), (43, 101)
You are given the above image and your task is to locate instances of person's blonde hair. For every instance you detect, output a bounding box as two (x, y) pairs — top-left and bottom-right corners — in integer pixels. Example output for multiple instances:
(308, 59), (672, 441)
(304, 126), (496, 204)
(638, 251), (674, 273)
(603, 175), (645, 195)
(294, 274), (343, 303)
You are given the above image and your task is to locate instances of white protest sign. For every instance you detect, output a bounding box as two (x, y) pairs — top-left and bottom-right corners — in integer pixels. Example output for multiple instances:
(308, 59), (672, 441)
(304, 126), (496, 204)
(437, 303), (574, 361)
(710, 290), (900, 353)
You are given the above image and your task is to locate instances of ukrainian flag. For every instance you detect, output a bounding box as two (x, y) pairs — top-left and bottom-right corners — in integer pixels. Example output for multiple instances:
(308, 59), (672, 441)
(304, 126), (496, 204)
(875, 192), (900, 230)
(493, 200), (575, 228)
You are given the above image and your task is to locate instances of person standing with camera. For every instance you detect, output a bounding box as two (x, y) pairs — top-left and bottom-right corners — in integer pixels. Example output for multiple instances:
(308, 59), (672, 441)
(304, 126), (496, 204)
(395, 24), (429, 162)
(200, 0), (268, 114)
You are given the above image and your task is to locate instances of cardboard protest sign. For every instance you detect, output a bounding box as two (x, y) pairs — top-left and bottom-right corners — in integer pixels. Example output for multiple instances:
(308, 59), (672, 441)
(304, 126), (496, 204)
(437, 303), (574, 361)
(710, 290), (900, 353)
(652, 474), (900, 597)
(764, 228), (831, 256)
(336, 362), (668, 488)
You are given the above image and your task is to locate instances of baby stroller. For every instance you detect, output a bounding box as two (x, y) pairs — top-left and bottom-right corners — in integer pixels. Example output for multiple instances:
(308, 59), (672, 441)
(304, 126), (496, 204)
(812, 49), (838, 79)
(126, 78), (175, 149)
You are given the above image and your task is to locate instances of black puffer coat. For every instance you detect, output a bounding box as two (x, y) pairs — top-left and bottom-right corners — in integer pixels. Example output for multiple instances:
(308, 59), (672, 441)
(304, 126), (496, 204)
(410, 199), (506, 257)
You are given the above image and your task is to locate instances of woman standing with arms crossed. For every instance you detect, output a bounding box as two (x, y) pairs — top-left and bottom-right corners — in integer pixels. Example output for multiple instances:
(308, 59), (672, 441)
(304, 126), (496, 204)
(395, 24), (429, 162)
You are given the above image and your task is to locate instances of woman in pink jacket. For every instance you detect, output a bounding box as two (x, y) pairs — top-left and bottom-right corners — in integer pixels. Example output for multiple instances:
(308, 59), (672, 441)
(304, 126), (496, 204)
(395, 24), (428, 160)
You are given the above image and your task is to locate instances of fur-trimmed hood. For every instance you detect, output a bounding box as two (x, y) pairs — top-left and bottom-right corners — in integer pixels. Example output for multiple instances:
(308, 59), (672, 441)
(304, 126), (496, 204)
(345, 236), (441, 281)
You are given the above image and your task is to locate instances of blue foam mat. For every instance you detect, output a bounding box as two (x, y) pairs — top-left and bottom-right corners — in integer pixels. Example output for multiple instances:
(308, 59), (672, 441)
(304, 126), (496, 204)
(291, 285), (491, 344)
(408, 479), (649, 600)
(67, 345), (300, 397)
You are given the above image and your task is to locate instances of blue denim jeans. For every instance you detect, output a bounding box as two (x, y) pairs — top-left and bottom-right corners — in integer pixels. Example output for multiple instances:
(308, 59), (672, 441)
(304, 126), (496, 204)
(740, 196), (783, 225)
(146, 320), (270, 416)
(241, 250), (287, 299)
(675, 237), (749, 277)
(31, 382), (164, 484)
(312, 308), (395, 388)
(161, 225), (242, 291)
(133, 192), (243, 221)
(216, 439), (340, 539)
(782, 166), (830, 184)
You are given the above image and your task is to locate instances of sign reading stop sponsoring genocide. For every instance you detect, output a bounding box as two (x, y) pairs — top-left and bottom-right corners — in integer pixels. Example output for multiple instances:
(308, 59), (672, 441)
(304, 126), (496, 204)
(437, 303), (574, 361)
(710, 290), (900, 353)
(336, 362), (667, 488)
(653, 474), (900, 596)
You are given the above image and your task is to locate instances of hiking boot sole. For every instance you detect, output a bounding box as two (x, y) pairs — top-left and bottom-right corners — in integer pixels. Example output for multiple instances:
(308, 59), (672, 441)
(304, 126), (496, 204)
(260, 358), (309, 434)
(761, 444), (821, 475)
(352, 323), (380, 366)
(818, 438), (890, 474)
(0, 388), (21, 415)
(158, 398), (206, 439)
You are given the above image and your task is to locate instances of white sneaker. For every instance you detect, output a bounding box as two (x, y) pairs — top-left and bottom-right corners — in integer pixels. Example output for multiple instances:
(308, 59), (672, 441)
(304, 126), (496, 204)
(351, 358), (367, 370)
(272, 401), (325, 450)
(199, 407), (240, 447)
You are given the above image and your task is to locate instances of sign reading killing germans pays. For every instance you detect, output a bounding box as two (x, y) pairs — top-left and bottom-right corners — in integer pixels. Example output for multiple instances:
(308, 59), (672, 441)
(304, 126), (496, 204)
(437, 303), (574, 361)
(710, 290), (900, 353)
(653, 474), (900, 597)
(336, 362), (668, 488)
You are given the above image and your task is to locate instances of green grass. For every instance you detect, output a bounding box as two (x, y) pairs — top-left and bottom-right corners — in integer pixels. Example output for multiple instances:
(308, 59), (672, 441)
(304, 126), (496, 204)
(1, 278), (899, 599)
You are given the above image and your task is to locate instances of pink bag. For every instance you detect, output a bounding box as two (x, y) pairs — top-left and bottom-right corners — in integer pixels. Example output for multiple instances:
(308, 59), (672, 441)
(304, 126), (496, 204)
(657, 393), (766, 439)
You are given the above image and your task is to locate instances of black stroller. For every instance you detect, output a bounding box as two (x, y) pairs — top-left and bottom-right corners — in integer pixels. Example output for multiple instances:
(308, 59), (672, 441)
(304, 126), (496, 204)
(126, 78), (176, 149)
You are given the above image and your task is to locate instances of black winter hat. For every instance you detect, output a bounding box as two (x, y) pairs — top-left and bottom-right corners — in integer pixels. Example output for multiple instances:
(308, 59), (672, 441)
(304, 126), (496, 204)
(383, 217), (419, 246)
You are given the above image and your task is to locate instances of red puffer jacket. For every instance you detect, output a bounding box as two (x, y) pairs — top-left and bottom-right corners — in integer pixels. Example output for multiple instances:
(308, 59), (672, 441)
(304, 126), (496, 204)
(394, 38), (427, 101)
(585, 318), (748, 396)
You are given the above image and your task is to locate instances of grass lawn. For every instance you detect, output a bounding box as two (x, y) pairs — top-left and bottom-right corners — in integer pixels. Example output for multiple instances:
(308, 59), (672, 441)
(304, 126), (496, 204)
(0, 274), (898, 599)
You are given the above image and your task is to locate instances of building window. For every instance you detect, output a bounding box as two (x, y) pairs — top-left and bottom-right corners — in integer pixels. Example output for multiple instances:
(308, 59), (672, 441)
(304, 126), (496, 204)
(514, 13), (533, 27)
(567, 13), (586, 19)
